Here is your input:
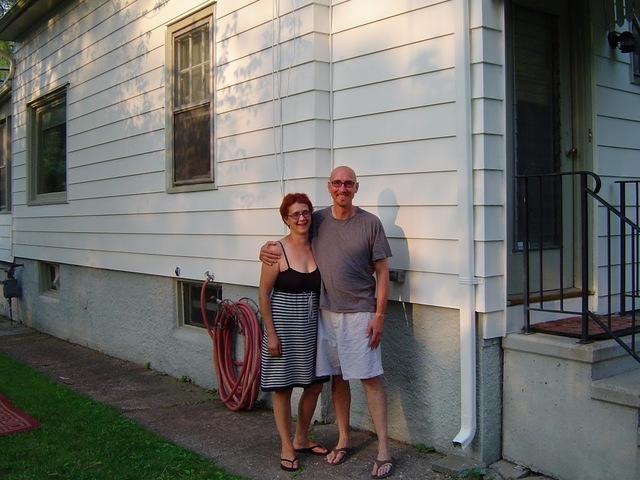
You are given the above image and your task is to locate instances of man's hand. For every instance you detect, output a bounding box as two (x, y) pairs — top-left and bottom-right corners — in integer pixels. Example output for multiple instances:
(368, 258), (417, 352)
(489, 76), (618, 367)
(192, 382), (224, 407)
(259, 241), (282, 266)
(367, 313), (384, 349)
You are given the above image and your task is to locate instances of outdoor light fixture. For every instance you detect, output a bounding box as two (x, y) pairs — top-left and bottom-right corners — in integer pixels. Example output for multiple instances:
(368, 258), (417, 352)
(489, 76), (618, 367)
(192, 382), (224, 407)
(608, 30), (638, 53)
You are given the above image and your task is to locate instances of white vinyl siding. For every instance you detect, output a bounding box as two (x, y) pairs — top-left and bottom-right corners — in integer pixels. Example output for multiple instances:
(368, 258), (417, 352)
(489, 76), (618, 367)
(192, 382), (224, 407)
(10, 0), (330, 285)
(331, 0), (506, 323)
(591, 0), (640, 313)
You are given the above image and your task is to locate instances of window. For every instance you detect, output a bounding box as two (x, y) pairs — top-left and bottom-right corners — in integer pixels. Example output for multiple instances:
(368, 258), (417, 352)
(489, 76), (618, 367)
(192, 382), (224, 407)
(166, 6), (215, 192)
(178, 280), (221, 328)
(0, 115), (10, 211)
(40, 262), (60, 294)
(28, 86), (67, 204)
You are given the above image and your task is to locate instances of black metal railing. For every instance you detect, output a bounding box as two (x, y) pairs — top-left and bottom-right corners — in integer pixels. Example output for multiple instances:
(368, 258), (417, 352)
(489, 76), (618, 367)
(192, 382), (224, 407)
(518, 172), (640, 364)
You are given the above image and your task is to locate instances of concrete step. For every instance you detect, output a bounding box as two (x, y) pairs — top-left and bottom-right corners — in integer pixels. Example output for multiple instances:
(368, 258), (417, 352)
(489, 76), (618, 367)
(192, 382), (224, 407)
(591, 368), (640, 408)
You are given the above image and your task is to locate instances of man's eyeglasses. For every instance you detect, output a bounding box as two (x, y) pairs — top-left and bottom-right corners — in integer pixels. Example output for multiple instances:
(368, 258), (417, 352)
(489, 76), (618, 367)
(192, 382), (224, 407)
(288, 210), (311, 220)
(330, 180), (356, 189)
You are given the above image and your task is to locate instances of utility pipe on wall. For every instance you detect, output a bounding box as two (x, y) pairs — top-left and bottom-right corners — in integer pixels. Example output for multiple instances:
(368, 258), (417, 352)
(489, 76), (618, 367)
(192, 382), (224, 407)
(452, 0), (477, 449)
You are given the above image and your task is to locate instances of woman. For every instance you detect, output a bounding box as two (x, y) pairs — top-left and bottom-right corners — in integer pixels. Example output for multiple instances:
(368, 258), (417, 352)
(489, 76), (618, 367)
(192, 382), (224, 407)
(259, 193), (329, 472)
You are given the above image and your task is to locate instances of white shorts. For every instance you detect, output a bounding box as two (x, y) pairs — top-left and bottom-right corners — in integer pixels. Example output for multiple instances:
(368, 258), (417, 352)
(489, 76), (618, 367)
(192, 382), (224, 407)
(316, 310), (383, 381)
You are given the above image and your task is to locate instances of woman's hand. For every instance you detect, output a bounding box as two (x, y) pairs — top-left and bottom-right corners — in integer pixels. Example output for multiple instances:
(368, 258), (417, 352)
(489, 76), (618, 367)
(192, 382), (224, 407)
(268, 333), (282, 357)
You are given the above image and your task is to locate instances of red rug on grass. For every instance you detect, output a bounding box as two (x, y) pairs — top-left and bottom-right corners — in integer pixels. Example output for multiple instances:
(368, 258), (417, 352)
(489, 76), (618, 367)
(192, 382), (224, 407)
(0, 394), (40, 436)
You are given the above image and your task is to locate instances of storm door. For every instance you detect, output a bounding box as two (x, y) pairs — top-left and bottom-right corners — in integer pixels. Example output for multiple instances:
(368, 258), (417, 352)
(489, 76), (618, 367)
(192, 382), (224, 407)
(507, 0), (578, 297)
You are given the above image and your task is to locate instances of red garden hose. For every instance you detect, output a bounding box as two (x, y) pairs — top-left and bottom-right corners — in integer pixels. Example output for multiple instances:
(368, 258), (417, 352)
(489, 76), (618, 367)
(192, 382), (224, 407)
(200, 276), (262, 411)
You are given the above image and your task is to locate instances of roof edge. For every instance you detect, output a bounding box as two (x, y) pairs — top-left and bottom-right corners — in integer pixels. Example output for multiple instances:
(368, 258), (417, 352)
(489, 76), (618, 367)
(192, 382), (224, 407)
(0, 0), (69, 41)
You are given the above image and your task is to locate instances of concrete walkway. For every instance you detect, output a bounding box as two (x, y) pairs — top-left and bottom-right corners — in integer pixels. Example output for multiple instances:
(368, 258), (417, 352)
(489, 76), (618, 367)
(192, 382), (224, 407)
(0, 318), (454, 480)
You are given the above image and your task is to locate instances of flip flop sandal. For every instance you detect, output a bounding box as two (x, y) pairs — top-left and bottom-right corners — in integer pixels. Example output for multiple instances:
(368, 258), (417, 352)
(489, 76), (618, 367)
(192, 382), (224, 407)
(327, 447), (352, 466)
(294, 443), (330, 456)
(280, 457), (299, 472)
(371, 458), (395, 479)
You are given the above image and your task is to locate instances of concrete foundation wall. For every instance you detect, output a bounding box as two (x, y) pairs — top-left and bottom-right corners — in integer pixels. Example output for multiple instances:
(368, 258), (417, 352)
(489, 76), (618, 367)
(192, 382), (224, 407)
(13, 259), (501, 462)
(503, 333), (640, 480)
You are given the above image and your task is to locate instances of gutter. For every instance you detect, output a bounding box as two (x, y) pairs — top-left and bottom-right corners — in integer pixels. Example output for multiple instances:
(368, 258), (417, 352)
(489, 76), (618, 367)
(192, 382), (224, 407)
(452, 0), (477, 449)
(0, 0), (69, 41)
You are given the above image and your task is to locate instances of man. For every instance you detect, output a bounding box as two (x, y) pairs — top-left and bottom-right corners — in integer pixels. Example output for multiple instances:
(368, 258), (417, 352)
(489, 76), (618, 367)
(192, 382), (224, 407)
(261, 166), (394, 478)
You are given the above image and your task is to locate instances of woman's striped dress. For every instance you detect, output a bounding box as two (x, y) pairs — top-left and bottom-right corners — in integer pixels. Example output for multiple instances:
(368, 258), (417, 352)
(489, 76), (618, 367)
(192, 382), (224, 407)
(260, 254), (328, 391)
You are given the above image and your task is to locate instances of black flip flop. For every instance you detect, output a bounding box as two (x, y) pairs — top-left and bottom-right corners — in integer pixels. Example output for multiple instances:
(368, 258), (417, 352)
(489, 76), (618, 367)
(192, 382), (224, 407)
(371, 458), (395, 479)
(294, 443), (330, 456)
(327, 447), (352, 466)
(280, 457), (299, 472)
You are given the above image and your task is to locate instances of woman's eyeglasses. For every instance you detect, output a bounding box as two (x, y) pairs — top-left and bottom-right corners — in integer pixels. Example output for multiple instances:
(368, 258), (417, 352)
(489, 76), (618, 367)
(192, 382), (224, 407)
(288, 210), (311, 220)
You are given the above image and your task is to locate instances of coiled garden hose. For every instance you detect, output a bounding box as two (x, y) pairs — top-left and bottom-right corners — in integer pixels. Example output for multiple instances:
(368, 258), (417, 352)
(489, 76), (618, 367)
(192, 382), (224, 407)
(200, 278), (262, 411)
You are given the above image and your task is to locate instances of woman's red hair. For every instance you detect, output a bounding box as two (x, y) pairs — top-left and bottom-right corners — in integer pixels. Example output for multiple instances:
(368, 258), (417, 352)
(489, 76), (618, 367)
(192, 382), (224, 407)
(279, 193), (313, 223)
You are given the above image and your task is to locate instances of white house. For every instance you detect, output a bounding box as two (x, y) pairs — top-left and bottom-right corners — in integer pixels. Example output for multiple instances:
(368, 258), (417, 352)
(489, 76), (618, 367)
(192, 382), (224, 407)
(0, 0), (639, 478)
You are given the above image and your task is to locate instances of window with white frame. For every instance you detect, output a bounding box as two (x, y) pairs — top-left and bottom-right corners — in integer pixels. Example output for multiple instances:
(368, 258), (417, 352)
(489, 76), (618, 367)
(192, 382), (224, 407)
(166, 6), (215, 192)
(28, 86), (67, 204)
(0, 115), (10, 211)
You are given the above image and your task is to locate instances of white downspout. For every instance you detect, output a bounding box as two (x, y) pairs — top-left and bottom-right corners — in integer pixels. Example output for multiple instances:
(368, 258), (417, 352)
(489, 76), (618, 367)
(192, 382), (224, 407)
(452, 0), (477, 449)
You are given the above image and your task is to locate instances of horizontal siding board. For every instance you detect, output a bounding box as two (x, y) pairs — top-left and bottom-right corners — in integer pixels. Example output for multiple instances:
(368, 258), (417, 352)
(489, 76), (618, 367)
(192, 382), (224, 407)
(68, 151), (164, 184)
(67, 130), (163, 167)
(470, 27), (503, 65)
(333, 36), (455, 90)
(472, 98), (504, 135)
(388, 238), (458, 274)
(596, 86), (640, 122)
(15, 211), (287, 236)
(365, 205), (458, 239)
(13, 245), (261, 287)
(388, 271), (461, 308)
(332, 0), (446, 33)
(68, 87), (164, 136)
(471, 63), (504, 100)
(595, 56), (639, 93)
(69, 172), (165, 200)
(597, 116), (640, 150)
(334, 104), (456, 148)
(472, 134), (504, 170)
(217, 0), (273, 42)
(596, 146), (640, 178)
(354, 172), (457, 206)
(218, 62), (329, 113)
(217, 91), (328, 137)
(473, 170), (503, 206)
(13, 181), (317, 217)
(334, 138), (457, 175)
(14, 231), (269, 261)
(333, 69), (455, 119)
(332, 1), (454, 61)
(68, 109), (164, 154)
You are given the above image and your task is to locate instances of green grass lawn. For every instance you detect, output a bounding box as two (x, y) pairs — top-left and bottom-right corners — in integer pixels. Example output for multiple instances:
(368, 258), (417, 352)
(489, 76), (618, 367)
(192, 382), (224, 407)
(0, 352), (245, 480)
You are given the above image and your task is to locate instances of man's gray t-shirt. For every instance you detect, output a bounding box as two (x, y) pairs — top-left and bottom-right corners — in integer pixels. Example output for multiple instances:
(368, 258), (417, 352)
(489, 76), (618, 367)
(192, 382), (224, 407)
(311, 207), (392, 313)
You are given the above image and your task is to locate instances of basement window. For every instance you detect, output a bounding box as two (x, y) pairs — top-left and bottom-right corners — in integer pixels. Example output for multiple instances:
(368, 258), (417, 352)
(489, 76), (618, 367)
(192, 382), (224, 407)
(178, 280), (221, 328)
(40, 262), (59, 294)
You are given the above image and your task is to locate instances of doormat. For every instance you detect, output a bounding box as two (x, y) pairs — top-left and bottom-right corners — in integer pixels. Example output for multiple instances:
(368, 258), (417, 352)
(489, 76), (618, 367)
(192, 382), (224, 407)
(0, 394), (40, 436)
(531, 314), (640, 340)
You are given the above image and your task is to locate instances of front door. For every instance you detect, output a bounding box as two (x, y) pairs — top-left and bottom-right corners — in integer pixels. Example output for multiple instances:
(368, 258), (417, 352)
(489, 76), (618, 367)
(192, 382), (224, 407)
(507, 0), (580, 297)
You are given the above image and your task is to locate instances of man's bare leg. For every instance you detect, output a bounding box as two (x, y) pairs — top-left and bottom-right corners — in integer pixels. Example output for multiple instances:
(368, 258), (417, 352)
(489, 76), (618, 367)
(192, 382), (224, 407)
(326, 375), (352, 464)
(362, 376), (391, 476)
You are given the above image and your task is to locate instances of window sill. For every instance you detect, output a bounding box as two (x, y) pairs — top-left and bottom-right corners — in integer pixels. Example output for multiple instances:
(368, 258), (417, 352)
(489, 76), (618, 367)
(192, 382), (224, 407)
(28, 197), (68, 206)
(167, 183), (216, 194)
